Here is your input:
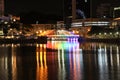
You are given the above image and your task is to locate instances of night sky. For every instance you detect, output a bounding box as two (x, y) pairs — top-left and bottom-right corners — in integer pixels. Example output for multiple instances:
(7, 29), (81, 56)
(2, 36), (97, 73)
(4, 0), (101, 16)
(5, 0), (119, 16)
(5, 0), (63, 16)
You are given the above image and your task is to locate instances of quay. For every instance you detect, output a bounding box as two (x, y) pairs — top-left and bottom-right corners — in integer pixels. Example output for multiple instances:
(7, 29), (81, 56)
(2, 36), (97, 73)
(85, 38), (120, 44)
(0, 36), (47, 44)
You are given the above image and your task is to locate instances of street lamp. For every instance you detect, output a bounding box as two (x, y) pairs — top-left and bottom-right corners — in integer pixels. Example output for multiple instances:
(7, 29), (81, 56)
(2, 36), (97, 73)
(116, 32), (119, 38)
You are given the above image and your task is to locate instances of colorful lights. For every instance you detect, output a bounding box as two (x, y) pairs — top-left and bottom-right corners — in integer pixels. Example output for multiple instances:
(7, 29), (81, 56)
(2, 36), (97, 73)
(47, 40), (79, 50)
(67, 38), (78, 42)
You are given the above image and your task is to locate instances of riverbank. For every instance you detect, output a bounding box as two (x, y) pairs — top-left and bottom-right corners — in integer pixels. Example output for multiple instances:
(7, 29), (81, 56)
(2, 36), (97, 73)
(85, 38), (120, 44)
(0, 36), (47, 44)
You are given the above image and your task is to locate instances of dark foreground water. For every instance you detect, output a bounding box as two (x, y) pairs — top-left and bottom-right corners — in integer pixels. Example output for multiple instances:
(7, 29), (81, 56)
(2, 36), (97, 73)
(0, 41), (120, 80)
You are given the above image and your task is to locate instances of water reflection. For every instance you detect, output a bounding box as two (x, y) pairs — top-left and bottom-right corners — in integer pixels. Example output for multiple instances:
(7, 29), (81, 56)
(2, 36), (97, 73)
(58, 48), (66, 80)
(0, 42), (120, 80)
(11, 44), (17, 80)
(46, 41), (120, 80)
(47, 41), (80, 52)
(0, 44), (36, 80)
(0, 44), (18, 80)
(36, 44), (48, 80)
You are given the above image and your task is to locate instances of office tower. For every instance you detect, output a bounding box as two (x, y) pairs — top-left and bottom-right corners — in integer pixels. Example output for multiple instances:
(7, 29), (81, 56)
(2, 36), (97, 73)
(63, 0), (91, 29)
(112, 0), (120, 18)
(96, 3), (111, 18)
(63, 0), (72, 29)
(72, 0), (76, 19)
(113, 7), (120, 18)
(76, 0), (90, 19)
(0, 0), (4, 16)
(64, 0), (90, 19)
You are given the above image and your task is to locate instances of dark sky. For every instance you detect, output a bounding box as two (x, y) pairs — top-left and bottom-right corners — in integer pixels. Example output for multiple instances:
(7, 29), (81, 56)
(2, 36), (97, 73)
(4, 0), (100, 16)
(5, 0), (63, 16)
(4, 0), (119, 16)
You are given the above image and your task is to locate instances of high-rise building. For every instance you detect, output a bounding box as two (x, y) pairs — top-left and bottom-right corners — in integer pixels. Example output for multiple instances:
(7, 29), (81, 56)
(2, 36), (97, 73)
(96, 3), (111, 18)
(112, 0), (120, 18)
(72, 0), (76, 19)
(94, 0), (120, 18)
(63, 0), (91, 29)
(0, 0), (4, 16)
(113, 7), (120, 18)
(63, 0), (72, 29)
(64, 0), (90, 19)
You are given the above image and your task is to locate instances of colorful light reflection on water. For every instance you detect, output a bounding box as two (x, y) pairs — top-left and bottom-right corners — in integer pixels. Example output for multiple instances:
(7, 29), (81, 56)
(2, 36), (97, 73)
(47, 40), (80, 52)
(36, 42), (83, 80)
(0, 42), (120, 80)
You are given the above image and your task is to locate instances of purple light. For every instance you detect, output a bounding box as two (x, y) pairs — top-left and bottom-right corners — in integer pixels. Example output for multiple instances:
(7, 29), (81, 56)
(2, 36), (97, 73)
(73, 38), (75, 41)
(67, 38), (70, 41)
(76, 38), (78, 41)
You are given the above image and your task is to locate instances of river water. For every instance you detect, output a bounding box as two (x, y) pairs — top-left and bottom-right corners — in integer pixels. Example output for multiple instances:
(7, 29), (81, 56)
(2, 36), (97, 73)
(0, 41), (120, 80)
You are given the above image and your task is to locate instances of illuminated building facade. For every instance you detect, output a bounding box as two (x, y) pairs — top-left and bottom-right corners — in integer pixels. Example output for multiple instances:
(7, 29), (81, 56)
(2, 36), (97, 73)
(113, 7), (120, 18)
(110, 0), (120, 18)
(0, 0), (4, 16)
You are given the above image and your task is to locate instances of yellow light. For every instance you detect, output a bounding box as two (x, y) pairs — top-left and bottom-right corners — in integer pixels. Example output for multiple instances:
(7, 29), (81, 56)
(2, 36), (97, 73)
(19, 31), (22, 34)
(76, 31), (79, 33)
(110, 32), (112, 35)
(10, 28), (12, 31)
(99, 33), (101, 35)
(44, 31), (46, 34)
(4, 21), (8, 24)
(104, 33), (106, 35)
(36, 31), (38, 34)
(88, 29), (90, 32)
(116, 32), (119, 35)
(39, 30), (42, 33)
(13, 19), (16, 22)
(11, 35), (14, 38)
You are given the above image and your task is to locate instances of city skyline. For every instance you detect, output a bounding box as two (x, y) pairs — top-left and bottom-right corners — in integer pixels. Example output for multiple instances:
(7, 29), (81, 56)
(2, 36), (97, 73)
(1, 0), (120, 24)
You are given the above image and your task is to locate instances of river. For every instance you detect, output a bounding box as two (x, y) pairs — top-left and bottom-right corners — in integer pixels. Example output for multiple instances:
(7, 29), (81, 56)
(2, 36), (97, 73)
(0, 41), (120, 80)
